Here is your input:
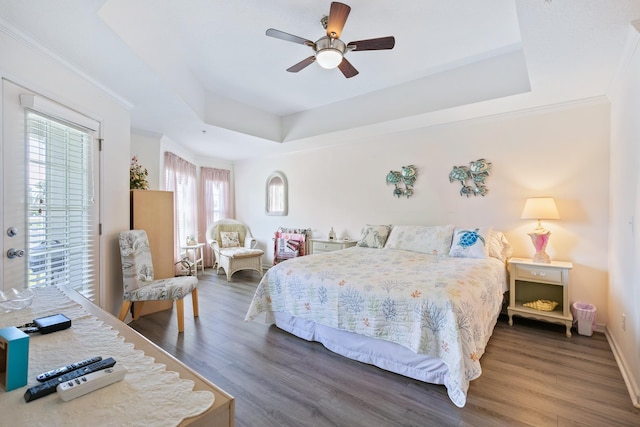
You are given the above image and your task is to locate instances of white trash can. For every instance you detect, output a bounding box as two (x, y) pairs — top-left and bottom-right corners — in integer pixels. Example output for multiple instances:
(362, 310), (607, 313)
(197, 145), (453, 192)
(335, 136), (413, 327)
(571, 302), (596, 336)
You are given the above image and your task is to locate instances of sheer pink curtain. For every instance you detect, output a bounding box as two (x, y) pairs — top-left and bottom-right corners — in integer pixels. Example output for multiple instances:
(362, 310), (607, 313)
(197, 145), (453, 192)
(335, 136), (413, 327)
(165, 152), (197, 271)
(199, 167), (232, 267)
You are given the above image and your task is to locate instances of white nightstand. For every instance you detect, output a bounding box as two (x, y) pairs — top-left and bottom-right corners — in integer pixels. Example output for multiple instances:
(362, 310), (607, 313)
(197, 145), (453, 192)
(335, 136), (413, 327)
(310, 239), (357, 254)
(507, 257), (574, 337)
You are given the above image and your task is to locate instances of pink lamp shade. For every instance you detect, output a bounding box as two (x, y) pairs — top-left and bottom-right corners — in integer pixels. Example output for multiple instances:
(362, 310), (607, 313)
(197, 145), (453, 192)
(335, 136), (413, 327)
(521, 197), (560, 263)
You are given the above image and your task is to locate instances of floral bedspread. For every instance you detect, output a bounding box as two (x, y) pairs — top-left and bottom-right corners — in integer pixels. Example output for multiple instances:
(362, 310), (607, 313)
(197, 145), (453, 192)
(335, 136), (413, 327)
(245, 246), (507, 407)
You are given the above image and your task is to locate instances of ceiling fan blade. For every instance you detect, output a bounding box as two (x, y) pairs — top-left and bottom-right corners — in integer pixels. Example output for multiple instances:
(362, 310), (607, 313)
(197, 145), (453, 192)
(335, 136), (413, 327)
(338, 57), (359, 78)
(347, 36), (396, 51)
(266, 28), (314, 46)
(287, 56), (316, 73)
(326, 2), (351, 38)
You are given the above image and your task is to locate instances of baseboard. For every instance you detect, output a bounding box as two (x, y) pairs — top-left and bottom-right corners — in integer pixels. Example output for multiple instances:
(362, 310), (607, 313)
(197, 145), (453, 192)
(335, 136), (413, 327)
(605, 327), (640, 408)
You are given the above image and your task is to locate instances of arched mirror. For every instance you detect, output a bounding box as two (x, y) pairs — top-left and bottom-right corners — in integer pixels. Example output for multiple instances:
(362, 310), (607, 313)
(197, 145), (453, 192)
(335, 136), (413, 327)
(266, 171), (288, 216)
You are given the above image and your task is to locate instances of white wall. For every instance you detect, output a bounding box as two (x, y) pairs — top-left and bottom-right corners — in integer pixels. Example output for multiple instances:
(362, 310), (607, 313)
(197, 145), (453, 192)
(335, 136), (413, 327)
(235, 101), (611, 326)
(608, 24), (640, 407)
(0, 28), (131, 316)
(131, 130), (162, 190)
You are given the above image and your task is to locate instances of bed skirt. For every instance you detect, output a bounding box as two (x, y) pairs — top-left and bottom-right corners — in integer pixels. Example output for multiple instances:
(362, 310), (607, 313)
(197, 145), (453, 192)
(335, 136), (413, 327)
(274, 312), (449, 385)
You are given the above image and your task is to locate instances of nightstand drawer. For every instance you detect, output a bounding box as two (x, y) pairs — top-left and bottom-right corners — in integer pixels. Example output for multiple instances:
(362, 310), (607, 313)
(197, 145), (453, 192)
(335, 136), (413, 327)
(313, 241), (343, 252)
(311, 239), (356, 254)
(514, 264), (562, 284)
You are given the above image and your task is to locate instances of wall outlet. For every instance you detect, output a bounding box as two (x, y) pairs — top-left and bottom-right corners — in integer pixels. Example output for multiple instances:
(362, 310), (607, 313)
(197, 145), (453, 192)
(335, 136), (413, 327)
(622, 313), (626, 331)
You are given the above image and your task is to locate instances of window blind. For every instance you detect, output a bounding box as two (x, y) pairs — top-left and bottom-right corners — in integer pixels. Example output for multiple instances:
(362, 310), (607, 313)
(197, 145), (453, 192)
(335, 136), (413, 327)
(26, 111), (99, 302)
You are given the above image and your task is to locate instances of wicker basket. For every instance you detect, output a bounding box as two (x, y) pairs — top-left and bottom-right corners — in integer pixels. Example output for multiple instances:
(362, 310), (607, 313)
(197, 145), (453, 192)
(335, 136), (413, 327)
(523, 299), (558, 311)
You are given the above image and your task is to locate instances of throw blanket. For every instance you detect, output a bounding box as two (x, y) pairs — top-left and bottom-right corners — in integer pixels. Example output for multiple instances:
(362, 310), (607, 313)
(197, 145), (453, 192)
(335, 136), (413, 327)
(273, 231), (308, 264)
(246, 246), (507, 407)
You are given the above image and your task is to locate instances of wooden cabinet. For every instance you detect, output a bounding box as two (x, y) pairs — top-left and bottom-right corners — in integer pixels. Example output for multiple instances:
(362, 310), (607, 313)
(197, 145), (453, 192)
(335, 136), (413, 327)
(507, 257), (573, 337)
(130, 190), (175, 316)
(310, 239), (357, 254)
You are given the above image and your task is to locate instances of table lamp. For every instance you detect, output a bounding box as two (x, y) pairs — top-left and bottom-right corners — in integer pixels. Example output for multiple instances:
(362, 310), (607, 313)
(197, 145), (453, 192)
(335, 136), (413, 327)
(521, 197), (560, 263)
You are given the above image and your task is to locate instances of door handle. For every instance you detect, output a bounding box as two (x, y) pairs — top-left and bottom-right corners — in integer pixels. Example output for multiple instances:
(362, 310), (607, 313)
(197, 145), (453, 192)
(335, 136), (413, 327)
(7, 248), (25, 259)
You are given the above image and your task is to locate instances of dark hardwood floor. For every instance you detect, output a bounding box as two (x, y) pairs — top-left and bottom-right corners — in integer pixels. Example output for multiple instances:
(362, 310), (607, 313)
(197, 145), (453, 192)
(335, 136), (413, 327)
(129, 268), (640, 427)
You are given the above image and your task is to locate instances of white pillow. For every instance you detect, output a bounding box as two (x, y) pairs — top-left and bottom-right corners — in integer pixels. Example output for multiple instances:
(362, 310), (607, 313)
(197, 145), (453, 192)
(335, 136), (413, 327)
(449, 226), (493, 258)
(488, 230), (513, 262)
(220, 231), (240, 248)
(356, 224), (392, 249)
(384, 225), (454, 256)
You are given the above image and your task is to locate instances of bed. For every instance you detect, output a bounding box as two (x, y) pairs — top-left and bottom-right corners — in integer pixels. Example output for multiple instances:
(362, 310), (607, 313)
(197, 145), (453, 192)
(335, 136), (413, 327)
(245, 224), (511, 407)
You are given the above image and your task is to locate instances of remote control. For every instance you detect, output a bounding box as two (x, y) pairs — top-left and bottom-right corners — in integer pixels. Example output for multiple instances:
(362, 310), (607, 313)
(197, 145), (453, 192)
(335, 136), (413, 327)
(36, 356), (103, 382)
(24, 357), (116, 402)
(57, 364), (127, 401)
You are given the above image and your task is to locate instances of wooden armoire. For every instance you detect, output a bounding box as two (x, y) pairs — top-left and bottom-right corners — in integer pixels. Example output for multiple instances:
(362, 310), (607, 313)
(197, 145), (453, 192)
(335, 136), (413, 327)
(130, 190), (175, 317)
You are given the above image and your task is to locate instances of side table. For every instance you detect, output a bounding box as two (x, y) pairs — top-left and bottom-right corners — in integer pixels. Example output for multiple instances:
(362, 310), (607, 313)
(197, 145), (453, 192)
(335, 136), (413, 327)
(507, 257), (573, 337)
(180, 243), (205, 277)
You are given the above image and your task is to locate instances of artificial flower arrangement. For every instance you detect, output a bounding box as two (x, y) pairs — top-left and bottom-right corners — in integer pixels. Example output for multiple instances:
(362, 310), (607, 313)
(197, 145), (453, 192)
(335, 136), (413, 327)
(130, 156), (149, 190)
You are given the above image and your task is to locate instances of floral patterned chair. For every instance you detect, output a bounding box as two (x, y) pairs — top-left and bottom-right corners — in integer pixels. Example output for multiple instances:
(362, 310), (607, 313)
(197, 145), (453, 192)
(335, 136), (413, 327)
(118, 230), (199, 333)
(205, 219), (264, 282)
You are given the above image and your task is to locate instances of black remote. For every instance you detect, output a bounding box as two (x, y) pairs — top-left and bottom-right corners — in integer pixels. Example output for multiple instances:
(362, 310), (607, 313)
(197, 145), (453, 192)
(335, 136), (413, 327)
(36, 356), (103, 382)
(24, 357), (116, 402)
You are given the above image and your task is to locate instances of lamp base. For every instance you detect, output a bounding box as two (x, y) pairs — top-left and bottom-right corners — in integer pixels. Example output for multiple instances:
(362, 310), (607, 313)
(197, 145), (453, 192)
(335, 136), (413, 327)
(532, 250), (551, 264)
(528, 231), (552, 264)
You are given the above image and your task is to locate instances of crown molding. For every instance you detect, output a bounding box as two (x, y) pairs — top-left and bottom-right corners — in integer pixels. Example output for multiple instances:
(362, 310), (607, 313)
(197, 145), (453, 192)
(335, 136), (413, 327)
(0, 17), (133, 110)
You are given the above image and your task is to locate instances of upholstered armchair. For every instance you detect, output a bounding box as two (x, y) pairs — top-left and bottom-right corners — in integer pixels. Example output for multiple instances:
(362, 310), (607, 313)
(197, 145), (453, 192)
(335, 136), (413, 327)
(118, 230), (199, 333)
(205, 219), (264, 281)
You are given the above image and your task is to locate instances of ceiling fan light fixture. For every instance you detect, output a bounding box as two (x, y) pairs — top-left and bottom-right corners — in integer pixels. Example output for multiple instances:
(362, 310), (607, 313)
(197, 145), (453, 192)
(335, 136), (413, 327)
(316, 48), (343, 69)
(266, 3), (394, 77)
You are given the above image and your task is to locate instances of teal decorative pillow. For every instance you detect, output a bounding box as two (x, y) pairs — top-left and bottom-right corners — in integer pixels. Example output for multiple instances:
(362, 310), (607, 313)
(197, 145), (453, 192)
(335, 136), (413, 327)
(384, 224), (454, 255)
(449, 226), (492, 258)
(356, 224), (392, 249)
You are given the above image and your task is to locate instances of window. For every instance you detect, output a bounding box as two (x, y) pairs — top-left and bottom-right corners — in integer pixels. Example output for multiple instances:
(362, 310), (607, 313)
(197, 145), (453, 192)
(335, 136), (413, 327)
(207, 180), (223, 221)
(201, 167), (231, 223)
(199, 167), (231, 267)
(165, 152), (197, 258)
(26, 111), (99, 301)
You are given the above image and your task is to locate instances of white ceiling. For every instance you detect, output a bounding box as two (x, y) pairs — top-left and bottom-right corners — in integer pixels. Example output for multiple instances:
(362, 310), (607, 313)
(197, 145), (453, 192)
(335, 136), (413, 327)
(1, 0), (639, 160)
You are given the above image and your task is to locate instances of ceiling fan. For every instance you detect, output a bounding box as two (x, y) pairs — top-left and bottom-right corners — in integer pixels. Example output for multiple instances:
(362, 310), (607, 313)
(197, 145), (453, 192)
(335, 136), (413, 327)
(266, 2), (395, 78)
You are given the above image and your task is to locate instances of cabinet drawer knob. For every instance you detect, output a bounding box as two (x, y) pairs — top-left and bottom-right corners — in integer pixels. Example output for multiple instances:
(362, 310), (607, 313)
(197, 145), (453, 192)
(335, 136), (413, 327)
(530, 271), (546, 277)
